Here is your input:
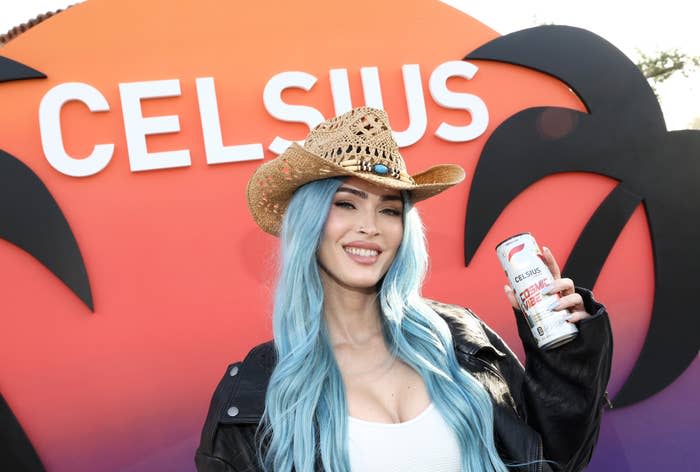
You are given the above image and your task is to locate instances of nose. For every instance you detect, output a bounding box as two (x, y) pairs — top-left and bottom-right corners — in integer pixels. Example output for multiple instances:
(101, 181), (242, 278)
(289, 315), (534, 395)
(358, 225), (379, 236)
(357, 210), (379, 236)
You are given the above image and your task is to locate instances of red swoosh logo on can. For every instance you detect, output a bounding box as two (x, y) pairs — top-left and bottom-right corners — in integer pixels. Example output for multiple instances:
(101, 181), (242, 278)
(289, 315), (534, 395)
(507, 243), (525, 262)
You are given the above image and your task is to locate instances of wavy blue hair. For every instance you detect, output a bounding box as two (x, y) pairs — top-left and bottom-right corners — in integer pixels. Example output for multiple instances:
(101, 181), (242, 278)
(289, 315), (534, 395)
(258, 177), (509, 472)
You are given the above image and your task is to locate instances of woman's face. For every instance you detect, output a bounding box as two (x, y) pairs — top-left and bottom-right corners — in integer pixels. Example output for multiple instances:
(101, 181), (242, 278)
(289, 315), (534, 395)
(317, 177), (404, 292)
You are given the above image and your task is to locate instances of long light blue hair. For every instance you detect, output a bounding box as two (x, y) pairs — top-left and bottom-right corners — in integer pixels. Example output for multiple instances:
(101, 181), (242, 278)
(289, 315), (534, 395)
(258, 177), (509, 472)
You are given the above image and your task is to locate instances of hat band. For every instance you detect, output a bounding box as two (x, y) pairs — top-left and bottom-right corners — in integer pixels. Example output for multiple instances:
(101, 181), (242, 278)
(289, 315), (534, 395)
(338, 158), (414, 184)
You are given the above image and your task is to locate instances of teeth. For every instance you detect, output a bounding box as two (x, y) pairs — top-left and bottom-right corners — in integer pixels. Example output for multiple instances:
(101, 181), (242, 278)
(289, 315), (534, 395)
(344, 247), (379, 257)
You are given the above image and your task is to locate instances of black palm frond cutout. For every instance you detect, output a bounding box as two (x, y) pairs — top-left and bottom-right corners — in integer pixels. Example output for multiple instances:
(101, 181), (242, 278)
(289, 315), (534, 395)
(0, 56), (46, 82)
(0, 55), (58, 472)
(463, 26), (700, 408)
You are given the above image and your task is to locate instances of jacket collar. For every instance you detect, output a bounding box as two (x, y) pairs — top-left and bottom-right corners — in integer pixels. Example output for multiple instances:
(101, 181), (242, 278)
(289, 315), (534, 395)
(423, 298), (506, 357)
(220, 299), (504, 424)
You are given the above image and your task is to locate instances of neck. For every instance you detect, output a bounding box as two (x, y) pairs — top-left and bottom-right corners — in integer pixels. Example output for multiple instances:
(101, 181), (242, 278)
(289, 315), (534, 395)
(320, 268), (383, 347)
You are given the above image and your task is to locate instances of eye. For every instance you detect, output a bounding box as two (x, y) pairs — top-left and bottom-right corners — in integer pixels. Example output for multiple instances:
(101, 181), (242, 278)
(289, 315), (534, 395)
(334, 201), (355, 209)
(380, 207), (402, 217)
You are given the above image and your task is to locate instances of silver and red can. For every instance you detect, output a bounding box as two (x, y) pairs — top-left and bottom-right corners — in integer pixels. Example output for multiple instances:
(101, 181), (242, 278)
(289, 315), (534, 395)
(496, 233), (578, 350)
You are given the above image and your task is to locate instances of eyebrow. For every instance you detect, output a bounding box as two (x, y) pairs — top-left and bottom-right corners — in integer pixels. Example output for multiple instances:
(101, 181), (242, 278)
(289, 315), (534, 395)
(336, 186), (403, 202)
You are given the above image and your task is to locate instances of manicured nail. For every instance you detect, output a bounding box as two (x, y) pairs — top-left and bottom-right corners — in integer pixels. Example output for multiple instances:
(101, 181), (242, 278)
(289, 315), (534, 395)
(548, 299), (560, 311)
(543, 246), (550, 253)
(564, 314), (574, 321)
(542, 283), (553, 294)
(503, 285), (510, 294)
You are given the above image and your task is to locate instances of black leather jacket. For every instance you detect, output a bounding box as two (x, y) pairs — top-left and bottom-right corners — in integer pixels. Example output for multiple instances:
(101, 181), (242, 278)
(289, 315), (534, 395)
(196, 287), (612, 472)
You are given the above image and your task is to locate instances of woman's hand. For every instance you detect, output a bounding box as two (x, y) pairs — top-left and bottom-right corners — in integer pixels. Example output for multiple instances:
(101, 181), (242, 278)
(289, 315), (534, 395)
(503, 246), (592, 323)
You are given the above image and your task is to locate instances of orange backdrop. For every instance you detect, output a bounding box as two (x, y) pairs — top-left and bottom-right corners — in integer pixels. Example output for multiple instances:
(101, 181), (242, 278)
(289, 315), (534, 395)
(0, 0), (653, 470)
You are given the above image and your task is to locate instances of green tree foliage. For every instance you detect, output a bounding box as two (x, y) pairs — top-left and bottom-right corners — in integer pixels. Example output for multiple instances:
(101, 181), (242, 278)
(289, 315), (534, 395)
(636, 49), (700, 96)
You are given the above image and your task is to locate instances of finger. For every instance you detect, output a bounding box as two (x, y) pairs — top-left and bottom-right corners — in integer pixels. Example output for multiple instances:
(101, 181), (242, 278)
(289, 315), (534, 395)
(552, 293), (584, 312)
(542, 246), (561, 280)
(564, 311), (591, 323)
(503, 285), (520, 310)
(544, 278), (575, 297)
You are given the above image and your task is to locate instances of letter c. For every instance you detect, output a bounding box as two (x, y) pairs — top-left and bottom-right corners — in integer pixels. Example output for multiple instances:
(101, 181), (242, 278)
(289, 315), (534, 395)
(39, 82), (114, 177)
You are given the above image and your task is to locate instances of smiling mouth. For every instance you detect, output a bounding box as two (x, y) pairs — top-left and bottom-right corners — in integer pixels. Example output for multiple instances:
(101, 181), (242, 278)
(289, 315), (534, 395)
(343, 246), (380, 257)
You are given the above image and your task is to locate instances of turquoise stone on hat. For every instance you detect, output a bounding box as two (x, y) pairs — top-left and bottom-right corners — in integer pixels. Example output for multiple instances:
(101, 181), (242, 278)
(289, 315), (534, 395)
(372, 164), (389, 175)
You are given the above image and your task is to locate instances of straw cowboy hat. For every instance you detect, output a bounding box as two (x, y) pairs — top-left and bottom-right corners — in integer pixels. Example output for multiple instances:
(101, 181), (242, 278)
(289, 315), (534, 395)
(246, 107), (465, 235)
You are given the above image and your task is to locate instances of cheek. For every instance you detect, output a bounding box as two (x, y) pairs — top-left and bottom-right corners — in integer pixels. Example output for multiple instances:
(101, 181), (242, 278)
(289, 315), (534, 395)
(318, 213), (345, 261)
(321, 213), (346, 244)
(388, 222), (404, 250)
(378, 224), (403, 269)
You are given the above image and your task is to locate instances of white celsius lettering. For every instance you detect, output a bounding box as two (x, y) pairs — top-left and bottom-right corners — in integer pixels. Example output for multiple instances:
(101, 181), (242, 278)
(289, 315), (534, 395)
(391, 64), (427, 147)
(359, 65), (427, 147)
(429, 61), (488, 142)
(39, 82), (114, 177)
(262, 71), (324, 155)
(119, 79), (191, 172)
(360, 66), (384, 109)
(329, 68), (352, 115)
(195, 77), (263, 165)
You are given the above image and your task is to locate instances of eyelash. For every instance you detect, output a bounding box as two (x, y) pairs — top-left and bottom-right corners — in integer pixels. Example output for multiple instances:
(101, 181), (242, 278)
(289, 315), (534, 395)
(334, 201), (402, 217)
(334, 201), (355, 209)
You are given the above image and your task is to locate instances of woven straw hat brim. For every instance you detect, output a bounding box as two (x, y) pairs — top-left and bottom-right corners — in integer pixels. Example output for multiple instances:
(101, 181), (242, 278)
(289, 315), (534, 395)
(247, 143), (465, 236)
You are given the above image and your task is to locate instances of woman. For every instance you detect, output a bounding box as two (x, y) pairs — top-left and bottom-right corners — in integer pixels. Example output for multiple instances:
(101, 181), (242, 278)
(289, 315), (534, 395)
(195, 107), (612, 472)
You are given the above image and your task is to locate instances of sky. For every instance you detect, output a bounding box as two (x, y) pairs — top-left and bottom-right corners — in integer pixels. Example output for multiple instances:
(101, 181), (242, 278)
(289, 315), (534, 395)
(1, 0), (698, 129)
(446, 0), (700, 130)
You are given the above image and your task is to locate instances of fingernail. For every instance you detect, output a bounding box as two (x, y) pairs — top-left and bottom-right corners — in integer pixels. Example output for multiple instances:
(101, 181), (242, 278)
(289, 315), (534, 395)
(548, 300), (560, 311)
(542, 283), (553, 294)
(543, 246), (550, 253)
(564, 314), (574, 321)
(503, 285), (510, 294)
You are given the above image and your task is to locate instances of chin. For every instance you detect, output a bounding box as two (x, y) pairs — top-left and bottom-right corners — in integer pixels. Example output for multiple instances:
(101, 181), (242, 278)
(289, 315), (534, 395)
(337, 271), (383, 290)
(349, 278), (382, 291)
(320, 264), (386, 292)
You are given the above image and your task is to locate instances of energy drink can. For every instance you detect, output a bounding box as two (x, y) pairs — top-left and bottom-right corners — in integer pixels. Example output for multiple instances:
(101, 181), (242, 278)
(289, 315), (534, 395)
(496, 233), (578, 350)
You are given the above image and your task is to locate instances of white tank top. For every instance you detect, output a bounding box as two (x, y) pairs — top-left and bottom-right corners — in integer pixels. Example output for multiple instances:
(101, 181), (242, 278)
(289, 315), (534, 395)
(347, 403), (462, 472)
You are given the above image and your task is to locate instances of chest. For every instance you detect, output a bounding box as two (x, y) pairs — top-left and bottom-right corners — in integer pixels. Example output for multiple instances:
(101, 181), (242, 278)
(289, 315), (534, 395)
(337, 349), (432, 424)
(347, 403), (462, 472)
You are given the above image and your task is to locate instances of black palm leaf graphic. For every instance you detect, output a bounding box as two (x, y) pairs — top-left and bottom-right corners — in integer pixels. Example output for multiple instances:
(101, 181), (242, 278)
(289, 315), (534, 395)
(0, 393), (45, 471)
(0, 56), (93, 310)
(0, 56), (45, 81)
(1, 55), (92, 472)
(462, 26), (700, 408)
(0, 148), (94, 309)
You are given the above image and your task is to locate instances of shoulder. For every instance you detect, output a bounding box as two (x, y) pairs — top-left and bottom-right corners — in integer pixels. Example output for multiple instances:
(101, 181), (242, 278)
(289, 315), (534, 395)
(423, 298), (476, 319)
(196, 341), (275, 466)
(218, 341), (276, 424)
(423, 298), (525, 412)
(422, 298), (506, 357)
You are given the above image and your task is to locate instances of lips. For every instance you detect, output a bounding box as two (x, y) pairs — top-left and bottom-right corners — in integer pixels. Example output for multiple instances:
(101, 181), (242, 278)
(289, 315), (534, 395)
(343, 242), (382, 264)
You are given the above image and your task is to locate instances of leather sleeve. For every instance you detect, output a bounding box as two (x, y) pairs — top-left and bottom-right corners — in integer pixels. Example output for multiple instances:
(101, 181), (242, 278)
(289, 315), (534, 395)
(195, 362), (260, 472)
(194, 453), (236, 472)
(482, 287), (613, 472)
(195, 423), (261, 472)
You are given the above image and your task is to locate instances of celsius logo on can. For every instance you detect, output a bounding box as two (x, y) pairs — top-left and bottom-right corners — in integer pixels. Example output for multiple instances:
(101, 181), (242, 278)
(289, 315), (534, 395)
(507, 243), (525, 262)
(514, 267), (541, 283)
